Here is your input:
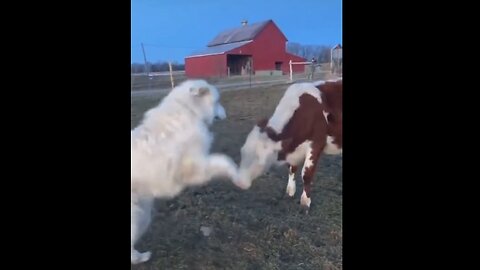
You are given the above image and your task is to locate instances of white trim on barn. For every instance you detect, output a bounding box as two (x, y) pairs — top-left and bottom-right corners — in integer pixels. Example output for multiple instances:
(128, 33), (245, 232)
(185, 52), (225, 59)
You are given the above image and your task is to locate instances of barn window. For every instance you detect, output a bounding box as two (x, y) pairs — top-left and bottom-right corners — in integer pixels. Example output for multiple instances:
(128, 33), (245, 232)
(275, 61), (283, 70)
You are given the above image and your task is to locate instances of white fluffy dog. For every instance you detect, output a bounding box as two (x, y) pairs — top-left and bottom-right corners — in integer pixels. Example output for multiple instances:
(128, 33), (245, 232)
(131, 80), (238, 264)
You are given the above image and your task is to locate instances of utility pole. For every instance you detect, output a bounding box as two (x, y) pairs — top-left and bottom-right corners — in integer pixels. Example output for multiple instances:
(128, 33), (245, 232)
(141, 42), (149, 76)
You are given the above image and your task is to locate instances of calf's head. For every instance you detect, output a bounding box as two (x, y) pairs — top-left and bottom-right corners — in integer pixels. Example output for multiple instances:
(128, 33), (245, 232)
(235, 120), (283, 189)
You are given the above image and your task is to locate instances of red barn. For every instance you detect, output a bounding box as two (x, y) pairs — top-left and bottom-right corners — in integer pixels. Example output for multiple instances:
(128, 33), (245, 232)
(185, 20), (306, 78)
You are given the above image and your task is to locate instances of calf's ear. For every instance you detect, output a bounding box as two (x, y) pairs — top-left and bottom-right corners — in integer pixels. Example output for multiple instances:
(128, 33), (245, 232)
(256, 118), (268, 129)
(256, 119), (281, 141)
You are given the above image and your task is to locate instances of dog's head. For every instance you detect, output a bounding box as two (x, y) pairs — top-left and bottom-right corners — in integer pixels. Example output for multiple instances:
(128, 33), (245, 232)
(178, 80), (226, 125)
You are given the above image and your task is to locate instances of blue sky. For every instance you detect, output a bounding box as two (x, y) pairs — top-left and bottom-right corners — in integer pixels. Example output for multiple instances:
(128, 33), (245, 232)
(131, 0), (342, 64)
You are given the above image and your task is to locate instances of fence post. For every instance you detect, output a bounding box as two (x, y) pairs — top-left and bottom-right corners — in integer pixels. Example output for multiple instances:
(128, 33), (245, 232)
(168, 62), (175, 89)
(289, 60), (293, 82)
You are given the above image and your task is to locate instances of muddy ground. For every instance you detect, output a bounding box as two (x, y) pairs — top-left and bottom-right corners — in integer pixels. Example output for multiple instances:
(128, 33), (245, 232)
(131, 84), (342, 270)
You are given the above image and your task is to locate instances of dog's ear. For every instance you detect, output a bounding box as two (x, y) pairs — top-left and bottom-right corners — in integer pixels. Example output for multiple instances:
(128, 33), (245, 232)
(190, 86), (210, 96)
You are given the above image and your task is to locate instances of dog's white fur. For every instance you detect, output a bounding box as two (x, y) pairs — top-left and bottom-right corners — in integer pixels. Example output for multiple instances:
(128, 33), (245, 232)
(131, 80), (238, 264)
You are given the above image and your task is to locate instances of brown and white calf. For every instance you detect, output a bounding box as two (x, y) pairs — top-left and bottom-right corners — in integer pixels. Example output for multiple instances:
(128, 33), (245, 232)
(234, 80), (342, 208)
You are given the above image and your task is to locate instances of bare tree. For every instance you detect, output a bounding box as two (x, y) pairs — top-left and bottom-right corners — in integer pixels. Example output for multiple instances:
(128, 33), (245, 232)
(317, 46), (331, 63)
(287, 43), (332, 63)
(131, 63), (145, 74)
(131, 61), (185, 74)
(287, 42), (303, 56)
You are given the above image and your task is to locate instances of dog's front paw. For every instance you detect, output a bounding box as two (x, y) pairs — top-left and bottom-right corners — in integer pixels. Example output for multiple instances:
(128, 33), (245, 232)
(232, 177), (252, 190)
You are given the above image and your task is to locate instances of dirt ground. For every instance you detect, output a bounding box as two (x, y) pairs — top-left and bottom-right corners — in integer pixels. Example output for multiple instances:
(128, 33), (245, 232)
(131, 84), (342, 270)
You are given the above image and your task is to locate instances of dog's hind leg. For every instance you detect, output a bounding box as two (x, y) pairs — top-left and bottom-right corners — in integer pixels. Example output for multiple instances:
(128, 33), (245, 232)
(131, 197), (153, 264)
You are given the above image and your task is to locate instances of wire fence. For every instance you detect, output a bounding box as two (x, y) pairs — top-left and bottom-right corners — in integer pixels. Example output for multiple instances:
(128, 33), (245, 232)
(131, 44), (341, 92)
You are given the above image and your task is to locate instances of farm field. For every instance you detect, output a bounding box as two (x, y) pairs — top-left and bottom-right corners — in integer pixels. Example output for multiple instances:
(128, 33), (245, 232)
(131, 84), (342, 270)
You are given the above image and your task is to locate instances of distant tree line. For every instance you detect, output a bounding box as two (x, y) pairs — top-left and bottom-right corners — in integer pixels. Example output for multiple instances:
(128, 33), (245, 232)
(131, 61), (185, 74)
(287, 43), (333, 63)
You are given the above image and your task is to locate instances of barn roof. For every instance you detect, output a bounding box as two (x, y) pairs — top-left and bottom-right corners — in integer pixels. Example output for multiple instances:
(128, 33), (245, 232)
(207, 20), (272, 47)
(185, 40), (253, 58)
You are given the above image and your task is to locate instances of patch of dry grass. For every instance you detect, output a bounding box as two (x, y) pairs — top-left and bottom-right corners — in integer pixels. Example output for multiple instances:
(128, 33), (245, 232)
(131, 85), (342, 269)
